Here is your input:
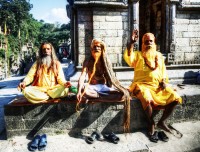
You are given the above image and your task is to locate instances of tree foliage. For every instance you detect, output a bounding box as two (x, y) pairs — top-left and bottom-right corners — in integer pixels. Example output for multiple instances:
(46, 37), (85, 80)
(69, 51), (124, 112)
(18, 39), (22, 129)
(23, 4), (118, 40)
(0, 0), (71, 75)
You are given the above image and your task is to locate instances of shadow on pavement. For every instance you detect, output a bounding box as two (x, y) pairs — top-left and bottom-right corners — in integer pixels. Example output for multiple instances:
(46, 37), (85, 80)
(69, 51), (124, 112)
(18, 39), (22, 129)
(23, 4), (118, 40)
(0, 129), (6, 140)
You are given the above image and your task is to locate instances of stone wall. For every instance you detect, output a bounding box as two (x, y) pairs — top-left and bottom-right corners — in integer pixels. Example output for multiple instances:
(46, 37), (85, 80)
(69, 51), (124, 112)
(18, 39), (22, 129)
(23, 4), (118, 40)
(172, 11), (200, 63)
(168, 0), (200, 64)
(67, 0), (200, 66)
(4, 100), (147, 138)
(76, 6), (129, 66)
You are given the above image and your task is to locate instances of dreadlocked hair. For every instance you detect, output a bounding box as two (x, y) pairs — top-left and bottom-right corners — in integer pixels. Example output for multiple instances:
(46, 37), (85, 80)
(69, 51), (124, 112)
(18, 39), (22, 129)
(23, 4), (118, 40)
(102, 49), (131, 133)
(76, 39), (103, 111)
(76, 39), (131, 132)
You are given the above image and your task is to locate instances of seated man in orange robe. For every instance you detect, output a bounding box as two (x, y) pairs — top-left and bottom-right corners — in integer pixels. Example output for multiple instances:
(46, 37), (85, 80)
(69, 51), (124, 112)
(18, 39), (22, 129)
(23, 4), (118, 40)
(77, 38), (131, 132)
(18, 42), (71, 103)
(124, 30), (182, 141)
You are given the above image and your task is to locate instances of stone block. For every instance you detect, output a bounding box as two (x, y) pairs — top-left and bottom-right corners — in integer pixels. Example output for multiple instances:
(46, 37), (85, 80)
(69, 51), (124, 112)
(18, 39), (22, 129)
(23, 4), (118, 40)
(183, 32), (200, 38)
(94, 29), (118, 38)
(93, 22), (100, 30)
(189, 19), (200, 24)
(188, 25), (200, 31)
(176, 18), (190, 24)
(175, 46), (192, 52)
(105, 16), (122, 22)
(190, 38), (200, 45)
(93, 15), (106, 22)
(107, 47), (122, 54)
(99, 22), (123, 30)
(192, 46), (200, 52)
(184, 52), (195, 61)
(176, 38), (190, 46)
(105, 37), (123, 47)
(108, 54), (118, 63)
(175, 24), (188, 31)
(175, 31), (183, 38)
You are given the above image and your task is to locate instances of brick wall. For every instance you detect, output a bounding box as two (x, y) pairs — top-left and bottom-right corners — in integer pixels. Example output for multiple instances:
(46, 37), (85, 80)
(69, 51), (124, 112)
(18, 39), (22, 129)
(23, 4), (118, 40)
(77, 7), (129, 66)
(168, 0), (200, 64)
(175, 11), (200, 62)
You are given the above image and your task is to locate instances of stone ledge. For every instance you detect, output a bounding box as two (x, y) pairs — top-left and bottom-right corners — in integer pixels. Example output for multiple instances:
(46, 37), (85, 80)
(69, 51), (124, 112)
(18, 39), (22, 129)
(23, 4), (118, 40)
(4, 95), (145, 139)
(4, 85), (200, 139)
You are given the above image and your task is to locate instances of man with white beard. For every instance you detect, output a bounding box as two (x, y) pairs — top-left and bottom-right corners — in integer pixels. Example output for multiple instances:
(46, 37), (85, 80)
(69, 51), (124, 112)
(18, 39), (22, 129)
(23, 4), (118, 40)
(18, 42), (71, 103)
(124, 30), (182, 142)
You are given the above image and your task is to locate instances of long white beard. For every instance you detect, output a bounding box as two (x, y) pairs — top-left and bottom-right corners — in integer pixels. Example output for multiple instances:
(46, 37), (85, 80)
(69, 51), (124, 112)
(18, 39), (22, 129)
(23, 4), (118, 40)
(142, 44), (157, 68)
(42, 55), (52, 68)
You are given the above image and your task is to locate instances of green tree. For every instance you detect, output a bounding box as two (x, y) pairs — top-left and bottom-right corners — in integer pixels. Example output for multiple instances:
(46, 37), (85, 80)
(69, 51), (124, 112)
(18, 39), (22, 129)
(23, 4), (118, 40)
(38, 23), (71, 52)
(0, 0), (71, 76)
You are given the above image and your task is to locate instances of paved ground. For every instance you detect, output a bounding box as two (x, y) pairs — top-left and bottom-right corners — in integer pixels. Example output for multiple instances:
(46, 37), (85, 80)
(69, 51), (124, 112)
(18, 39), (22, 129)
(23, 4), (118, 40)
(0, 68), (200, 151)
(0, 121), (200, 152)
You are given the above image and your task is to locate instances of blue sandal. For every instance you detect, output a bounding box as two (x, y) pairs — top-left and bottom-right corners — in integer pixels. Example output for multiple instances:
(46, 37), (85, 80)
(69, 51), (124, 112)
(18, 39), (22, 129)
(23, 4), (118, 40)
(38, 134), (47, 151)
(28, 135), (40, 151)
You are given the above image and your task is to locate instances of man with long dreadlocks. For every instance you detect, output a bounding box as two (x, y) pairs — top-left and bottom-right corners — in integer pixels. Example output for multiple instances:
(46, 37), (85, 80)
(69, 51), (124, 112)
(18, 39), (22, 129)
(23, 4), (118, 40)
(124, 30), (182, 142)
(77, 38), (131, 132)
(18, 42), (71, 103)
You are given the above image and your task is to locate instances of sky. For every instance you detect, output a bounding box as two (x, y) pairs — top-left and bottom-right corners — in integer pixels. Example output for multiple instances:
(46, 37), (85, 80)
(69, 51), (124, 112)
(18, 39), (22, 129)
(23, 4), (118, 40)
(29, 0), (70, 24)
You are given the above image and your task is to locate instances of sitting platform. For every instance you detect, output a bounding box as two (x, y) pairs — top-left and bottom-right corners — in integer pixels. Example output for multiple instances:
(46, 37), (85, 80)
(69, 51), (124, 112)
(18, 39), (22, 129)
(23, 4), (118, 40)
(5, 92), (142, 139)
(4, 84), (200, 139)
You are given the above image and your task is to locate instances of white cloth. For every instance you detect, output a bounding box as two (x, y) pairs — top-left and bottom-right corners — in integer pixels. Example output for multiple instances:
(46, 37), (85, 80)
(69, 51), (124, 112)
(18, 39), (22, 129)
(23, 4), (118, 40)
(87, 84), (115, 93)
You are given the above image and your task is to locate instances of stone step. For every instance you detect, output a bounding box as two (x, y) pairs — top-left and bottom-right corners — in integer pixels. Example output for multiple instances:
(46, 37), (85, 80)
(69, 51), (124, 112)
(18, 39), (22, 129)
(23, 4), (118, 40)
(67, 68), (200, 87)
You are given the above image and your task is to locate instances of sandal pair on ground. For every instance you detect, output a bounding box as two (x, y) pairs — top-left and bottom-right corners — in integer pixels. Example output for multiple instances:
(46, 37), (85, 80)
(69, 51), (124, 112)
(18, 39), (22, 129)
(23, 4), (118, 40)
(86, 131), (120, 144)
(28, 134), (47, 151)
(148, 131), (169, 143)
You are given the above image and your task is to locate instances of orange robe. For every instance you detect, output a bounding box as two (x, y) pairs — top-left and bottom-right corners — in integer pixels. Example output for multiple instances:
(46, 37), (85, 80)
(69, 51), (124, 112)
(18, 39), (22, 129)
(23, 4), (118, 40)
(22, 61), (68, 103)
(123, 49), (182, 109)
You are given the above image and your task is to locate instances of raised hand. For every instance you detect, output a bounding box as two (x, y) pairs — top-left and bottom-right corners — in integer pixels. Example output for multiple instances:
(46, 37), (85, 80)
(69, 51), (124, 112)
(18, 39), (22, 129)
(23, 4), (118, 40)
(131, 29), (138, 43)
(127, 29), (138, 56)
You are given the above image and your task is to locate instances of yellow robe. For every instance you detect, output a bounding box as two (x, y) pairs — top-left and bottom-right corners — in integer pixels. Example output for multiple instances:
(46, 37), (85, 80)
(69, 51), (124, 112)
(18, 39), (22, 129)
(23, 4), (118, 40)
(123, 49), (182, 109)
(22, 61), (69, 103)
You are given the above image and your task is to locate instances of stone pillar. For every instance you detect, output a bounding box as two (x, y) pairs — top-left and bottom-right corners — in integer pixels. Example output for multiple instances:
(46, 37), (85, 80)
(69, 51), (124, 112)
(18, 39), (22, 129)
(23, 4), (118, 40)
(167, 0), (179, 64)
(169, 0), (177, 53)
(131, 0), (139, 50)
(165, 0), (169, 53)
(132, 0), (139, 30)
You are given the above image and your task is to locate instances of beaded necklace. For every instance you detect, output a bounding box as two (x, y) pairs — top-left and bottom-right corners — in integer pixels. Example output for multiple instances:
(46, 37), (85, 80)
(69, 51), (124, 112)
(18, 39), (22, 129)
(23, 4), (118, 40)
(144, 56), (158, 70)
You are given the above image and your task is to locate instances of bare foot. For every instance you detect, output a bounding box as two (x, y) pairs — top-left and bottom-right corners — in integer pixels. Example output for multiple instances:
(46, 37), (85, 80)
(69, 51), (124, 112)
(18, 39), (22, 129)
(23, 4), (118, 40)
(157, 121), (171, 133)
(148, 123), (155, 135)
